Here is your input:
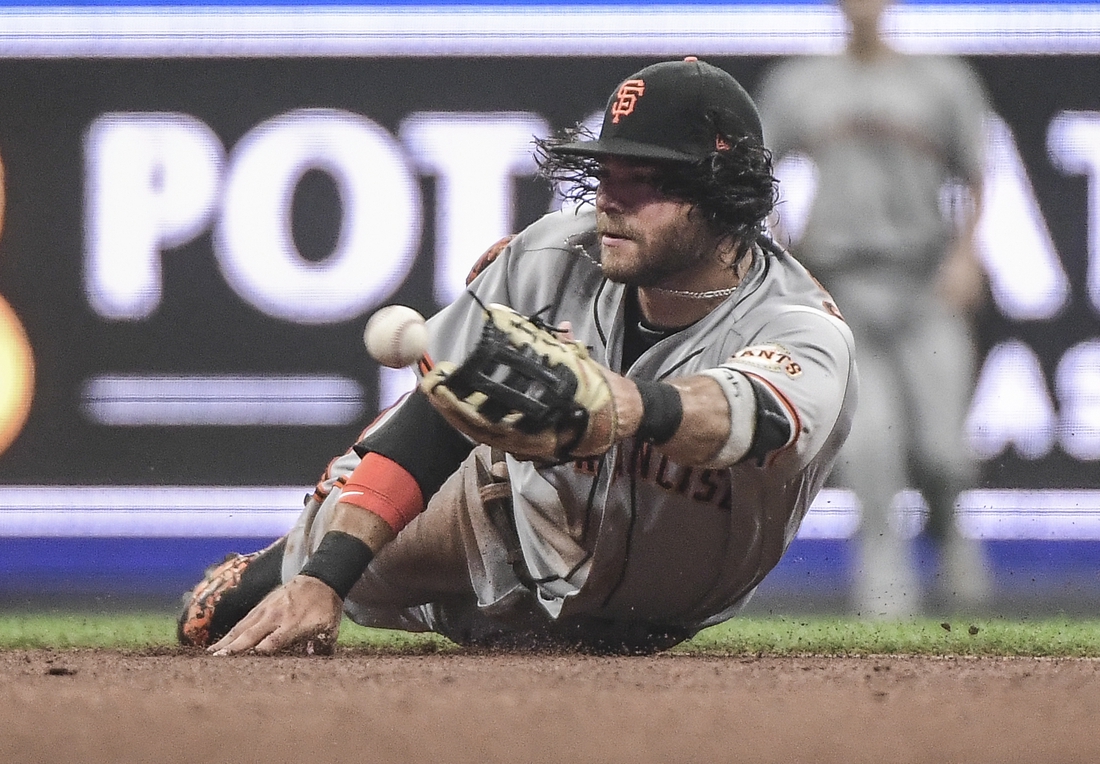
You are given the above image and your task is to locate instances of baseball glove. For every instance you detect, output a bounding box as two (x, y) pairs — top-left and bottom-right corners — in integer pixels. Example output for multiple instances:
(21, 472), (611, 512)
(421, 303), (619, 462)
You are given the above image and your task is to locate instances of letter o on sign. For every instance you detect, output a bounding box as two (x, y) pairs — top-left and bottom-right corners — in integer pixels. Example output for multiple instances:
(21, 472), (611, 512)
(216, 109), (421, 324)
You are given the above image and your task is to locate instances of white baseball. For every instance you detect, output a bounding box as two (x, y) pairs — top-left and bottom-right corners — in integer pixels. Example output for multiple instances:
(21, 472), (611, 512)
(363, 305), (429, 368)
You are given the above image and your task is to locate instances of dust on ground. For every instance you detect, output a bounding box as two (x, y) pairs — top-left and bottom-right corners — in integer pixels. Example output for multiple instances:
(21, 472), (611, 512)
(2, 649), (1098, 763)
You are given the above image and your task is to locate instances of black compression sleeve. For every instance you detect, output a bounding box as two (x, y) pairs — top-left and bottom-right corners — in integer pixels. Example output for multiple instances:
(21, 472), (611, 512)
(744, 376), (794, 466)
(353, 389), (474, 500)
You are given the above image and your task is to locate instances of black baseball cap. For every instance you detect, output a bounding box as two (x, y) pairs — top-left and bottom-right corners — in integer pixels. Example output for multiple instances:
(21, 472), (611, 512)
(550, 57), (763, 163)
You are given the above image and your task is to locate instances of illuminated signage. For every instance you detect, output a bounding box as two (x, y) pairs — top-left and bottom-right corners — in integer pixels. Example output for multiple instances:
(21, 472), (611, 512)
(0, 8), (1096, 545)
(0, 5), (1097, 57)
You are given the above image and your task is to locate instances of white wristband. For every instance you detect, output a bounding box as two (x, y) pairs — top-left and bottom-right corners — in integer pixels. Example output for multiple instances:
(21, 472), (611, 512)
(697, 368), (757, 468)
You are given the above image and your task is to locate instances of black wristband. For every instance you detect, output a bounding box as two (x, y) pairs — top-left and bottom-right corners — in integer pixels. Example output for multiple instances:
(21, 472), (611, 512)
(299, 530), (375, 600)
(635, 380), (684, 445)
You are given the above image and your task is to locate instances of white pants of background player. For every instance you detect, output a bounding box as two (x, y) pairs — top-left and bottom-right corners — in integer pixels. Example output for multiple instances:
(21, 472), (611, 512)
(832, 277), (990, 618)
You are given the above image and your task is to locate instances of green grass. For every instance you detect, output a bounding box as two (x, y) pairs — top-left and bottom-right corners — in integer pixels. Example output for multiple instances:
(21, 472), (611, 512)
(678, 616), (1100, 657)
(0, 613), (179, 650)
(2, 612), (1098, 656)
(0, 612), (453, 652)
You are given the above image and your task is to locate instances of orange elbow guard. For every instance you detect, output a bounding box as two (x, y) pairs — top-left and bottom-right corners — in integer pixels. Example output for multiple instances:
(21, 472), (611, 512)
(339, 452), (426, 534)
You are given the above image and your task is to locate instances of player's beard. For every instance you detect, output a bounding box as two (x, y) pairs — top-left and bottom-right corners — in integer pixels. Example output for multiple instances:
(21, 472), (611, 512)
(597, 211), (716, 288)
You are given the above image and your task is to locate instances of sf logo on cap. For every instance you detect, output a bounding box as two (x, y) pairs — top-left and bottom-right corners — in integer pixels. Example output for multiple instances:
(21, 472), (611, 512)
(611, 79), (645, 123)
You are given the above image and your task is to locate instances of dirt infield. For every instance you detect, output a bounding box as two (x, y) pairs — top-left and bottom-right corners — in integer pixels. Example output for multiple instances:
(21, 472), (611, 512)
(3, 649), (1099, 764)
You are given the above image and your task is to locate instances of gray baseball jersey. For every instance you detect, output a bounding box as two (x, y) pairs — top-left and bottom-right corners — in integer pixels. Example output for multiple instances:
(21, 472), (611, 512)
(410, 206), (857, 628)
(756, 52), (988, 285)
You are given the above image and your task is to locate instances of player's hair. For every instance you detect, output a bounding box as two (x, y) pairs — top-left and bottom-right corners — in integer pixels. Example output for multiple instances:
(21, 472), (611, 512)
(535, 119), (779, 263)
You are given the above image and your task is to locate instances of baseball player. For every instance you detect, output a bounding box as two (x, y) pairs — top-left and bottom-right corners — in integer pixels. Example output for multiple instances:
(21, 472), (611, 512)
(178, 58), (858, 655)
(755, 0), (992, 617)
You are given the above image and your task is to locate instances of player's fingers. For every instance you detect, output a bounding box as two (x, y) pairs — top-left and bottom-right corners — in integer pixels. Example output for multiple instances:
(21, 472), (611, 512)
(252, 627), (292, 655)
(209, 617), (277, 656)
(207, 614), (257, 653)
(207, 627), (243, 654)
(210, 630), (267, 656)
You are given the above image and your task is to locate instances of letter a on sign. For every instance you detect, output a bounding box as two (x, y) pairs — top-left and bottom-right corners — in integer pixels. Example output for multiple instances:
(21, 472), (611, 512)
(611, 80), (645, 123)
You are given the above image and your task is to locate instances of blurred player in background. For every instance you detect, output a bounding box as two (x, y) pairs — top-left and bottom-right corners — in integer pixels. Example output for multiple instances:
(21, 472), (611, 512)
(755, 0), (992, 617)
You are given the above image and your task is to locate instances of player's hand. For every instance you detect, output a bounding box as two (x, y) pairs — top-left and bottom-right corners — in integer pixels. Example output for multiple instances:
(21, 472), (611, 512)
(208, 574), (343, 656)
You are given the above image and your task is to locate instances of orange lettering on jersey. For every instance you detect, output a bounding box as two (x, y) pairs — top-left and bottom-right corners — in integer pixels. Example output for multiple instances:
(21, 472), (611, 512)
(610, 80), (645, 123)
(654, 454), (676, 490)
(805, 273), (846, 321)
(622, 439), (655, 480)
(674, 466), (694, 494)
(718, 483), (733, 511)
(692, 469), (721, 503)
(595, 441), (735, 511)
(465, 235), (515, 287)
(574, 456), (601, 475)
(730, 344), (803, 378)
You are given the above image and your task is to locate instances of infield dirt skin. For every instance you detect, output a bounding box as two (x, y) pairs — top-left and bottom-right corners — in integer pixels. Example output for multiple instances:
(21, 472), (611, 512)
(1, 650), (1097, 763)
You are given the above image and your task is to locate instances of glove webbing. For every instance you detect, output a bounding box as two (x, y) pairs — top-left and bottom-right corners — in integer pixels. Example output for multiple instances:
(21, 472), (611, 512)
(443, 321), (588, 436)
